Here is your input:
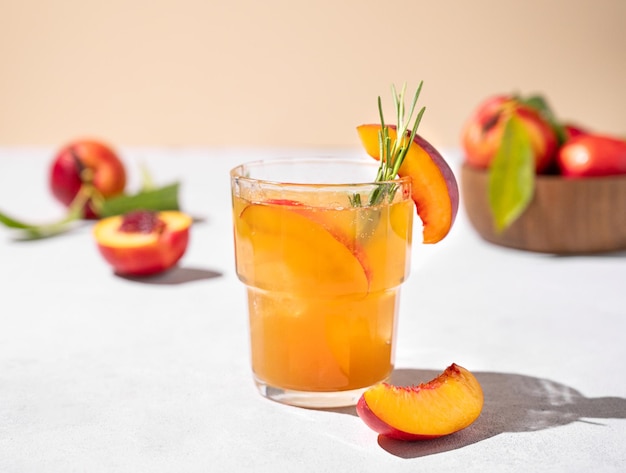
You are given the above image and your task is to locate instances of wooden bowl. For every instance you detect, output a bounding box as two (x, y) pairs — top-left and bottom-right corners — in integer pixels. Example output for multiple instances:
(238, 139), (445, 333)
(461, 163), (626, 254)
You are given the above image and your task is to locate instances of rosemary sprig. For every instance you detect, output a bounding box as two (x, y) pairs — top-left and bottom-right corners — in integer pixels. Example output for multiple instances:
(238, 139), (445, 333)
(369, 82), (426, 206)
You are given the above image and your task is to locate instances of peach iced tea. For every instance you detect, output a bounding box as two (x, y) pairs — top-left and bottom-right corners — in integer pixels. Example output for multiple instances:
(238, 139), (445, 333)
(231, 159), (413, 407)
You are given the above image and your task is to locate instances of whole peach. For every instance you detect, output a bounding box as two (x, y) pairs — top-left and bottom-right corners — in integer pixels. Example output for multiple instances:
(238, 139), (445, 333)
(563, 123), (588, 141)
(49, 139), (127, 218)
(461, 95), (559, 173)
(557, 134), (626, 177)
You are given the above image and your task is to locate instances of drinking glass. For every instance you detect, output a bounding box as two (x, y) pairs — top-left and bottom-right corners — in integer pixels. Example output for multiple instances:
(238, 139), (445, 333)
(230, 158), (413, 408)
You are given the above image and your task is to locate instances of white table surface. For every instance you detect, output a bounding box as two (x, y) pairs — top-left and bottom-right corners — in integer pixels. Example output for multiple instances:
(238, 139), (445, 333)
(1, 146), (625, 473)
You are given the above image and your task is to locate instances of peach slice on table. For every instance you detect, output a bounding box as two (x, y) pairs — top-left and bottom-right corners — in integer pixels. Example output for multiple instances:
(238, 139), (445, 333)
(238, 202), (370, 296)
(357, 124), (459, 244)
(356, 363), (484, 440)
(93, 210), (192, 276)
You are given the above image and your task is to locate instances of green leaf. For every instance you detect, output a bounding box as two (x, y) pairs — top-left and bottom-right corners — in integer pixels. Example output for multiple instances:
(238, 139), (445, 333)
(0, 211), (35, 230)
(488, 115), (535, 233)
(0, 209), (82, 239)
(99, 182), (180, 217)
(0, 188), (88, 240)
(368, 82), (425, 207)
(518, 94), (552, 116)
(518, 93), (567, 145)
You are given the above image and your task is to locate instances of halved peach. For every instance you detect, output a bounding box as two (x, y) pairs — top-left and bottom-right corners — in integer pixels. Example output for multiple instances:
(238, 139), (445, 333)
(356, 363), (484, 440)
(357, 125), (459, 243)
(237, 203), (370, 295)
(93, 210), (192, 275)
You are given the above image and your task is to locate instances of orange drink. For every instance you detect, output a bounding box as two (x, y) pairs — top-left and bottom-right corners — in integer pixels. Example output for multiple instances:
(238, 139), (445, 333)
(231, 158), (413, 407)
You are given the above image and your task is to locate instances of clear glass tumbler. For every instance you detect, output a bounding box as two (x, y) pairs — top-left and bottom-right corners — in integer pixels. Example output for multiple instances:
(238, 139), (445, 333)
(230, 158), (413, 408)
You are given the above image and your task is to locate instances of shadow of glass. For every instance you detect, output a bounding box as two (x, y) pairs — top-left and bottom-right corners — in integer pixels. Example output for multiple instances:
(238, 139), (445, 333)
(325, 368), (626, 458)
(116, 266), (223, 285)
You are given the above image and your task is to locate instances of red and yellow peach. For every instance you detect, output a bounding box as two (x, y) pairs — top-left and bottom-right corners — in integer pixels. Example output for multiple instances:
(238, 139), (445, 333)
(93, 210), (192, 276)
(49, 139), (127, 218)
(356, 363), (484, 440)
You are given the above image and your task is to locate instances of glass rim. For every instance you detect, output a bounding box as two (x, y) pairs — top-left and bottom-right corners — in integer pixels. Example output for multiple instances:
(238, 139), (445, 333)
(229, 157), (411, 187)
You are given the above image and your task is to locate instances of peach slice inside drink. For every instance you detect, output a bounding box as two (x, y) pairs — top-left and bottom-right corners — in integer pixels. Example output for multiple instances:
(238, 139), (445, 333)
(237, 202), (370, 296)
(237, 202), (370, 391)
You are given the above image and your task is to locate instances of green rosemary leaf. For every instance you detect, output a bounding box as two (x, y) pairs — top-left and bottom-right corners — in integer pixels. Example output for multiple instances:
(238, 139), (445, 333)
(363, 81), (426, 207)
(349, 193), (362, 207)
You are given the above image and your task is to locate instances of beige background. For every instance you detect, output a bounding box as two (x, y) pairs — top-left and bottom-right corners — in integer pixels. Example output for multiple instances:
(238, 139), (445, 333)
(1, 0), (624, 149)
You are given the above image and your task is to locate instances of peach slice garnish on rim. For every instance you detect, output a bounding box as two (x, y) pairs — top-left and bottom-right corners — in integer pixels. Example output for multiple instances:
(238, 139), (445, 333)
(357, 125), (459, 244)
(356, 363), (484, 440)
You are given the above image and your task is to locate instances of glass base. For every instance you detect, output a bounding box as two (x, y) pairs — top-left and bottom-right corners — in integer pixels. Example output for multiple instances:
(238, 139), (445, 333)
(254, 378), (369, 408)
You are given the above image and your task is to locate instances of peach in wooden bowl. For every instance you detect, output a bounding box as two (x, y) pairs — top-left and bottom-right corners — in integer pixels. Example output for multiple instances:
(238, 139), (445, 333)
(460, 93), (626, 254)
(461, 164), (626, 254)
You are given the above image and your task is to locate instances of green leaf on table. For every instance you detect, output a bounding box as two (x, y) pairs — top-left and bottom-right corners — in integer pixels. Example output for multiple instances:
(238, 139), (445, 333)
(99, 182), (181, 217)
(0, 207), (83, 240)
(0, 189), (87, 239)
(0, 211), (36, 230)
(488, 115), (535, 233)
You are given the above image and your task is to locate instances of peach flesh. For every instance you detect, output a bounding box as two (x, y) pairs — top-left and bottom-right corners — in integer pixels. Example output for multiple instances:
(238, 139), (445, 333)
(93, 210), (191, 276)
(357, 124), (459, 243)
(238, 203), (371, 295)
(356, 363), (484, 441)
